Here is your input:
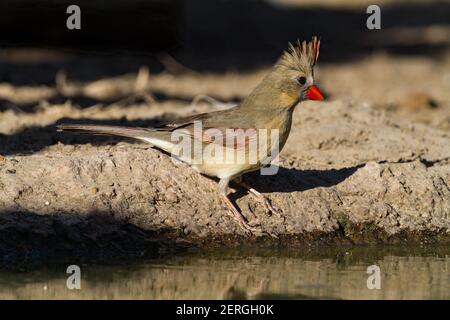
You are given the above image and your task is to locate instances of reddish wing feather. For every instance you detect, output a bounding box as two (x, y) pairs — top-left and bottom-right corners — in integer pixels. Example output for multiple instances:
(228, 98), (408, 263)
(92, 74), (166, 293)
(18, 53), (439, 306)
(186, 127), (259, 150)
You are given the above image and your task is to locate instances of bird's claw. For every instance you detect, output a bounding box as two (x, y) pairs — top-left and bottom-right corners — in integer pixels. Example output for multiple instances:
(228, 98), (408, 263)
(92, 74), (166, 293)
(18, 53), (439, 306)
(241, 223), (263, 237)
(260, 197), (281, 217)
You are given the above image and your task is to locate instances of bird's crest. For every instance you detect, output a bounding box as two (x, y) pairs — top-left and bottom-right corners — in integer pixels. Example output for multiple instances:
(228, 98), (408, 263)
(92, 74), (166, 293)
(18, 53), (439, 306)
(277, 36), (321, 73)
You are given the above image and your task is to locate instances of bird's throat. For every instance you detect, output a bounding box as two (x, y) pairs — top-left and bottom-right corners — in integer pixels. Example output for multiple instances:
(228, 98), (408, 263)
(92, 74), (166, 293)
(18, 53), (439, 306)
(279, 92), (299, 108)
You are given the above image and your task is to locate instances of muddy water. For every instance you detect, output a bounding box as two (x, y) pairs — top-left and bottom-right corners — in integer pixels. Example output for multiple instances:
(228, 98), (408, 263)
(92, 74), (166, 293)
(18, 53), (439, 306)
(0, 246), (448, 300)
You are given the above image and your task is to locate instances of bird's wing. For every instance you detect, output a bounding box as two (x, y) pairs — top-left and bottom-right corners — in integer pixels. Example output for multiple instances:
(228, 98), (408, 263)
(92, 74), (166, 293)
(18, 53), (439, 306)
(156, 112), (212, 131)
(158, 108), (249, 130)
(158, 108), (259, 149)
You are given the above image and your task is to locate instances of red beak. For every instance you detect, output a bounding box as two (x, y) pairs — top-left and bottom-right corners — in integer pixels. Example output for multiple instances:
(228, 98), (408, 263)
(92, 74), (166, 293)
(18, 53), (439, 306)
(306, 85), (324, 101)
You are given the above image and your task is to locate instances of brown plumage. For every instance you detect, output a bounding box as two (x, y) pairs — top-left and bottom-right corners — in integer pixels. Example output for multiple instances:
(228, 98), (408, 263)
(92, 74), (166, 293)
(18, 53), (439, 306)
(58, 37), (324, 235)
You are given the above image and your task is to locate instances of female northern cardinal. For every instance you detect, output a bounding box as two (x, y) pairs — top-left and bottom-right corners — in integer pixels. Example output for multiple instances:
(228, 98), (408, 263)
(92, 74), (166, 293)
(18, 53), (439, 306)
(58, 37), (324, 235)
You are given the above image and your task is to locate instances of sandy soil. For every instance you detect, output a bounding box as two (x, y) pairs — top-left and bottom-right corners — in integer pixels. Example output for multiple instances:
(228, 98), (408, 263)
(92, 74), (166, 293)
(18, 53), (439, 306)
(1, 44), (450, 260)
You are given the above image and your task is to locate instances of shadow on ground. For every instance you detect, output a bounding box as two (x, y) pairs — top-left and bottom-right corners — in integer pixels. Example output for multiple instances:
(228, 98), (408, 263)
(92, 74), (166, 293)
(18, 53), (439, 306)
(0, 210), (183, 267)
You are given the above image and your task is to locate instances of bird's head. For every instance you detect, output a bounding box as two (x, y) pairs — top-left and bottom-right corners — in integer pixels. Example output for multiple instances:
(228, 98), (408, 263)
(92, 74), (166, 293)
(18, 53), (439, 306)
(242, 37), (324, 110)
(275, 36), (324, 104)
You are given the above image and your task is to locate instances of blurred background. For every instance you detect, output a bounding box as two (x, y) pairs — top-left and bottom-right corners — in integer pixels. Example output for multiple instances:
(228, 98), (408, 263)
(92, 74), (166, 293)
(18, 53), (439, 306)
(0, 0), (449, 152)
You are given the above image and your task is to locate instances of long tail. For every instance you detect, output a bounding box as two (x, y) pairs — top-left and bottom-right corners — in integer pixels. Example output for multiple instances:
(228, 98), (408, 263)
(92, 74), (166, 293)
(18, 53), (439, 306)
(57, 124), (155, 139)
(57, 124), (175, 153)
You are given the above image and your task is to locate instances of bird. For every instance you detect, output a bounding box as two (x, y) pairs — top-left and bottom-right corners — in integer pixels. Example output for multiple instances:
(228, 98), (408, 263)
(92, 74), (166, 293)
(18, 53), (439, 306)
(57, 37), (324, 235)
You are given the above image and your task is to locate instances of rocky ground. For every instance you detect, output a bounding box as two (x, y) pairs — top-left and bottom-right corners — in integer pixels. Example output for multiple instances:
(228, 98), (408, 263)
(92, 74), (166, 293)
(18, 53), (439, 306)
(1, 46), (450, 262)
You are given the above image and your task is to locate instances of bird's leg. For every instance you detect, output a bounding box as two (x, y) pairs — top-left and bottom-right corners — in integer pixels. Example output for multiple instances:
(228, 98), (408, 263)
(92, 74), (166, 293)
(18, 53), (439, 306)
(234, 177), (280, 216)
(218, 178), (260, 235)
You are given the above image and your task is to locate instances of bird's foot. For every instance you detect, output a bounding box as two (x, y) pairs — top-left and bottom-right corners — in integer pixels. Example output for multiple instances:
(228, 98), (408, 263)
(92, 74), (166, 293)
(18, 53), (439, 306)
(236, 217), (263, 237)
(257, 195), (281, 217)
(227, 208), (263, 236)
(222, 195), (263, 236)
(234, 180), (281, 217)
(227, 209), (279, 238)
(227, 207), (280, 238)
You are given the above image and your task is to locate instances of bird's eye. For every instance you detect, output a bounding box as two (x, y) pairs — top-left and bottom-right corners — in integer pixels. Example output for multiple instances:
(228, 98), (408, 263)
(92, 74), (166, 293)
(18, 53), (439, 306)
(297, 76), (307, 86)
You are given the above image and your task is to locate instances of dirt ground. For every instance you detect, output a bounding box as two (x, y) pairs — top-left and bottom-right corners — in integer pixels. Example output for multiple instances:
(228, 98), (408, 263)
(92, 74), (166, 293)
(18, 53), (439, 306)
(1, 1), (450, 261)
